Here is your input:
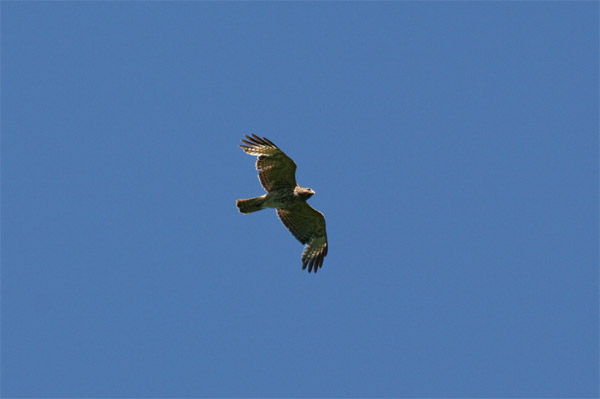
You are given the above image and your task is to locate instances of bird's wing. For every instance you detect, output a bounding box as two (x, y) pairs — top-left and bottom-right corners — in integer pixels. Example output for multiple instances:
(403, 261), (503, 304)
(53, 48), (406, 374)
(239, 134), (297, 192)
(277, 202), (328, 273)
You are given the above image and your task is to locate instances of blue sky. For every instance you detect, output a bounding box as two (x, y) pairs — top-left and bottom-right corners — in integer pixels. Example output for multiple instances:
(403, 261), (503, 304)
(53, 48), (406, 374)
(2, 2), (598, 397)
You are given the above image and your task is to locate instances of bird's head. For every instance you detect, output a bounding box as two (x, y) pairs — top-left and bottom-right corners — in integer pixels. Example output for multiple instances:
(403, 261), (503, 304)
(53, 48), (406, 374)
(296, 187), (315, 200)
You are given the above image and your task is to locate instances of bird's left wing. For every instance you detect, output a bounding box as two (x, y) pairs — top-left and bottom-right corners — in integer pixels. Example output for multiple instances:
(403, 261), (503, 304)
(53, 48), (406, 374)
(239, 134), (297, 192)
(277, 202), (328, 273)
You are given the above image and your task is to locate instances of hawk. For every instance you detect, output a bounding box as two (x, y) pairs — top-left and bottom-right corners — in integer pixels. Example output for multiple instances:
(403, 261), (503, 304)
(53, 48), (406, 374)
(236, 134), (328, 273)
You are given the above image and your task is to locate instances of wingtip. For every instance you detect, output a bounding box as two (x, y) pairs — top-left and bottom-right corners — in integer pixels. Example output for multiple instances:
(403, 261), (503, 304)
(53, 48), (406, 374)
(250, 134), (264, 144)
(262, 137), (276, 147)
(240, 134), (277, 149)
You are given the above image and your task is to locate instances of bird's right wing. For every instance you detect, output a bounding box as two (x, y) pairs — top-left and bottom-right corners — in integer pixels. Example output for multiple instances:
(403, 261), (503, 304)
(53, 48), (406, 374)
(239, 134), (297, 192)
(277, 202), (328, 273)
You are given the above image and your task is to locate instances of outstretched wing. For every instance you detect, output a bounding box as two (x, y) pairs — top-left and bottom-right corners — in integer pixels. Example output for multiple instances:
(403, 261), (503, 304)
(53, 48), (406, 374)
(239, 134), (297, 192)
(277, 202), (328, 273)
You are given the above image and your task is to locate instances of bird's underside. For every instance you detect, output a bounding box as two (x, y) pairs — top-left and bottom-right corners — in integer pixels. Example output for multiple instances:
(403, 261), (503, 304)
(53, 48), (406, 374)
(237, 134), (328, 273)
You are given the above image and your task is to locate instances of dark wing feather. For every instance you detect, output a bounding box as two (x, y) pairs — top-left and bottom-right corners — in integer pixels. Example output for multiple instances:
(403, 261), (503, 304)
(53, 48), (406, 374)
(277, 202), (328, 273)
(239, 134), (297, 192)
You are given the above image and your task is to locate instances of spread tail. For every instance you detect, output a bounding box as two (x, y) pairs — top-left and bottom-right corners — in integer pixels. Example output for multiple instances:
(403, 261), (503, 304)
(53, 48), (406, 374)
(236, 196), (266, 214)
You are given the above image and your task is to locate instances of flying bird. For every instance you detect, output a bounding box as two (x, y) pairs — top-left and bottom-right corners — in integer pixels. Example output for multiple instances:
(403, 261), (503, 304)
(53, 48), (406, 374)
(236, 134), (328, 273)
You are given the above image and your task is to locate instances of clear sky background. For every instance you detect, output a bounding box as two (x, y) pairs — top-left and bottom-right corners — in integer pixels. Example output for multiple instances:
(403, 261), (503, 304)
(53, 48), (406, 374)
(2, 2), (598, 398)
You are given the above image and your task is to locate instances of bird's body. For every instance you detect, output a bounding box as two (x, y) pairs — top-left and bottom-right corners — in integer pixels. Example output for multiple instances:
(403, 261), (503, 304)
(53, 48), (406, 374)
(236, 134), (328, 273)
(238, 186), (314, 213)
